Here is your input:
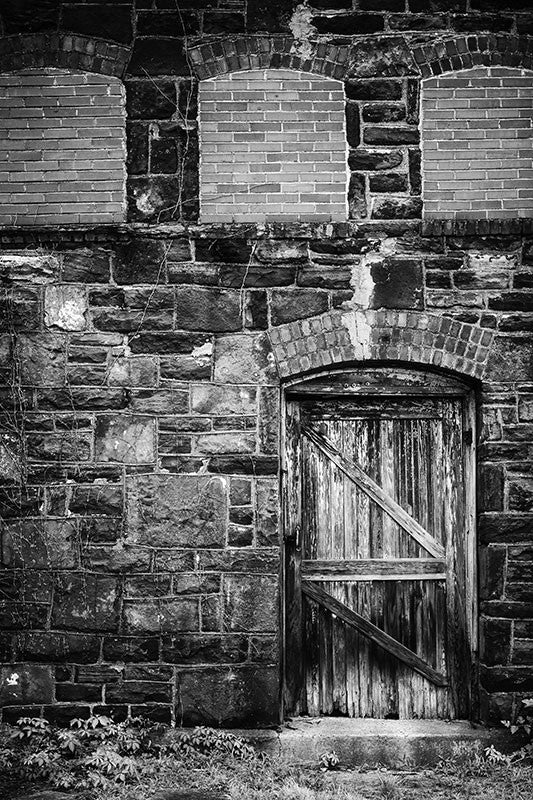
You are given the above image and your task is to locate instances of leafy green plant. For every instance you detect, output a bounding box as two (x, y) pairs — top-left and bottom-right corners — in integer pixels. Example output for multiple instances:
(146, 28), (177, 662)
(0, 714), (261, 793)
(318, 751), (340, 771)
(502, 698), (533, 759)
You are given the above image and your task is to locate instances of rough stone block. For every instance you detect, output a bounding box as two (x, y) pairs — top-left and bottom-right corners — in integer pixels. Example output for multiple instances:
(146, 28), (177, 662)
(0, 664), (53, 706)
(161, 634), (248, 665)
(479, 464), (504, 512)
(176, 287), (241, 332)
(3, 519), (79, 570)
(17, 333), (66, 386)
(479, 546), (506, 601)
(191, 384), (256, 415)
(51, 574), (118, 632)
(126, 473), (228, 548)
(123, 598), (199, 633)
(256, 479), (279, 547)
(509, 478), (533, 511)
(371, 197), (423, 219)
(480, 618), (512, 666)
(349, 149), (403, 171)
(15, 632), (100, 664)
(193, 432), (256, 455)
(44, 285), (87, 331)
(222, 575), (278, 633)
(178, 665), (279, 726)
(486, 338), (533, 381)
(345, 79), (403, 100)
(270, 289), (329, 325)
(108, 356), (158, 387)
(213, 334), (277, 385)
(0, 253), (59, 284)
(95, 416), (155, 464)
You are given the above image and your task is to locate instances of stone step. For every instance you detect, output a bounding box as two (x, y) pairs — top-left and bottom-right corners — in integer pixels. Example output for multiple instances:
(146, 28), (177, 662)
(235, 718), (511, 767)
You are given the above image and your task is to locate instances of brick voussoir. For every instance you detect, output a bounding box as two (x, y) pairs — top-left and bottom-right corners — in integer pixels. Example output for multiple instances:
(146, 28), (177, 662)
(268, 310), (495, 381)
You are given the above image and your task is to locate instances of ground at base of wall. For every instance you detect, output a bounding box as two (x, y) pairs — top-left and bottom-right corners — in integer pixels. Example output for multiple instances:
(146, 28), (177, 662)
(4, 760), (533, 800)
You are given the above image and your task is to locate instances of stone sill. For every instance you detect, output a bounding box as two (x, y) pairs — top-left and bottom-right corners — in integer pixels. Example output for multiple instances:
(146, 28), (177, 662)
(0, 218), (531, 246)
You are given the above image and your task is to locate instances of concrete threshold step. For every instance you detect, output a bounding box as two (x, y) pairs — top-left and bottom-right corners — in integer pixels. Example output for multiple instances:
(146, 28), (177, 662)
(234, 718), (509, 767)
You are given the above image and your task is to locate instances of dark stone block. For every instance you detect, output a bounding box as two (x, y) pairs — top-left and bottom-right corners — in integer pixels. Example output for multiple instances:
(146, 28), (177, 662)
(103, 636), (160, 663)
(364, 127), (419, 145)
(408, 148), (422, 195)
(127, 176), (184, 222)
(61, 3), (133, 43)
(406, 79), (419, 124)
(178, 666), (279, 726)
(175, 287), (241, 331)
(106, 681), (172, 704)
(160, 354), (211, 381)
(372, 197), (422, 219)
(480, 666), (533, 692)
(312, 0), (352, 6)
(56, 683), (102, 703)
(52, 574), (119, 632)
(312, 13), (385, 34)
(480, 513), (533, 544)
(345, 79), (402, 101)
(246, 0), (293, 32)
(113, 239), (168, 284)
(349, 149), (403, 171)
(61, 249), (111, 283)
(161, 634), (248, 664)
(204, 11), (245, 33)
(451, 13), (514, 32)
(136, 10), (200, 36)
(126, 80), (177, 120)
(389, 12), (447, 29)
(409, 0), (464, 9)
(370, 257), (424, 309)
(69, 485), (123, 515)
(220, 265), (296, 287)
(151, 137), (179, 174)
(297, 264), (353, 289)
(15, 631), (101, 664)
(369, 173), (408, 193)
(480, 619), (512, 667)
(127, 38), (189, 76)
(196, 239), (253, 263)
(509, 478), (533, 511)
(479, 546), (506, 600)
(489, 293), (533, 312)
(345, 102), (360, 147)
(43, 704), (92, 724)
(244, 290), (268, 330)
(485, 338), (533, 382)
(479, 464), (504, 511)
(196, 549), (279, 574)
(348, 173), (367, 219)
(500, 315), (533, 333)
(426, 271), (452, 289)
(362, 103), (406, 122)
(360, 0), (404, 8)
(130, 331), (211, 354)
(270, 288), (329, 325)
(207, 455), (279, 476)
(345, 36), (416, 77)
(37, 388), (129, 412)
(1, 0), (60, 34)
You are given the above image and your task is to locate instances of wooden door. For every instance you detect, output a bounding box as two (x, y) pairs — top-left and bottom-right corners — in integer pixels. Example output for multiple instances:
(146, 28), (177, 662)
(283, 369), (476, 720)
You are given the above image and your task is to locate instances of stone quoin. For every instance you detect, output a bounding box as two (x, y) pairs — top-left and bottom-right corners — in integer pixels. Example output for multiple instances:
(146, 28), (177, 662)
(0, 1), (532, 729)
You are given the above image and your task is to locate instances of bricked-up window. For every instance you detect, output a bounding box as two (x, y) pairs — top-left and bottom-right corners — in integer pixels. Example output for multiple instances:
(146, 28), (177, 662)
(199, 69), (347, 223)
(421, 67), (533, 220)
(0, 69), (126, 225)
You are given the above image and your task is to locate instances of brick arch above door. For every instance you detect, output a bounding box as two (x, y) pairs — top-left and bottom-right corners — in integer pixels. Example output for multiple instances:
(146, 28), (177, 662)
(187, 33), (533, 82)
(267, 309), (495, 381)
(0, 33), (131, 77)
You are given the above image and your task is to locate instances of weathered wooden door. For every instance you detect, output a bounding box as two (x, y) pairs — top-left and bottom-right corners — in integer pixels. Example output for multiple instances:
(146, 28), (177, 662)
(283, 368), (476, 720)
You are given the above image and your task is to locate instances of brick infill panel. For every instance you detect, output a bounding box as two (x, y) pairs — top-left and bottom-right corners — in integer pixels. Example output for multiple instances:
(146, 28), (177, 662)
(268, 309), (494, 381)
(0, 34), (131, 78)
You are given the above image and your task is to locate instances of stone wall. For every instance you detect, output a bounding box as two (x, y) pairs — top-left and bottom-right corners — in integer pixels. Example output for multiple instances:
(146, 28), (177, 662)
(0, 0), (532, 727)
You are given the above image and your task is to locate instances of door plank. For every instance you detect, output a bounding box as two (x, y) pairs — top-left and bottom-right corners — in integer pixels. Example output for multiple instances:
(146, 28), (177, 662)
(302, 559), (446, 578)
(302, 424), (446, 560)
(302, 581), (448, 688)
